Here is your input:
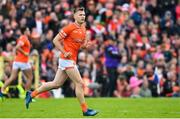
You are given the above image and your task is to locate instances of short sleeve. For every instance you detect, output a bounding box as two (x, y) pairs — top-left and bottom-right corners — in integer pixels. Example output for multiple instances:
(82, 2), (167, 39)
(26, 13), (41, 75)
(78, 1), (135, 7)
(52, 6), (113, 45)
(17, 36), (25, 46)
(58, 24), (75, 39)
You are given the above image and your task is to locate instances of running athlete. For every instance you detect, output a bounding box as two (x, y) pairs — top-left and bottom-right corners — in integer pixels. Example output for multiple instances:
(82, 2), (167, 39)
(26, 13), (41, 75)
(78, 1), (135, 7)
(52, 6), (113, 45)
(25, 7), (98, 116)
(0, 27), (33, 96)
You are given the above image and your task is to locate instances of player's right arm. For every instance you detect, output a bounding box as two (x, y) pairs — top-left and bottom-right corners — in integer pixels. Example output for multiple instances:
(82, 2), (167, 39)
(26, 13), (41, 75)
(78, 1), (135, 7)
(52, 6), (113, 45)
(53, 26), (72, 58)
(53, 33), (66, 54)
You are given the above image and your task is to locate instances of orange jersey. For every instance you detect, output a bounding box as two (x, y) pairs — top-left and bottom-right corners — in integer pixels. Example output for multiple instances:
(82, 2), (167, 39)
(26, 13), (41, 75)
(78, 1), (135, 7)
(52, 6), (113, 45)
(58, 23), (86, 62)
(14, 35), (31, 63)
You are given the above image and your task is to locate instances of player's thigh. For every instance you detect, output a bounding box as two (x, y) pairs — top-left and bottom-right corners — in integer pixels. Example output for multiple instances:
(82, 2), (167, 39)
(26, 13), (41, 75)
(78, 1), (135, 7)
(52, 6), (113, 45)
(53, 68), (68, 86)
(9, 69), (19, 80)
(22, 68), (33, 79)
(65, 67), (83, 84)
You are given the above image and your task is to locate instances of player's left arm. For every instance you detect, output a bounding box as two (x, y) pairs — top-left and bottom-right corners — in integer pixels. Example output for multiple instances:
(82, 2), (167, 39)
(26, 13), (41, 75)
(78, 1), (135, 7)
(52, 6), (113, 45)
(81, 31), (91, 49)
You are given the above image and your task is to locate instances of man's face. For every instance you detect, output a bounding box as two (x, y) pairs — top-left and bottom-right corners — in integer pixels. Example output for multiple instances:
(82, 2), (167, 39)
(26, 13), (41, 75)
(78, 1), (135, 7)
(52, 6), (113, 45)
(25, 28), (31, 36)
(74, 11), (85, 24)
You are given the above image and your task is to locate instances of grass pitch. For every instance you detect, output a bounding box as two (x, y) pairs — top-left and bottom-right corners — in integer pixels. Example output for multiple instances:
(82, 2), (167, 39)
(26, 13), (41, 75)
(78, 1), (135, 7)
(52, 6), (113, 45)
(0, 98), (180, 118)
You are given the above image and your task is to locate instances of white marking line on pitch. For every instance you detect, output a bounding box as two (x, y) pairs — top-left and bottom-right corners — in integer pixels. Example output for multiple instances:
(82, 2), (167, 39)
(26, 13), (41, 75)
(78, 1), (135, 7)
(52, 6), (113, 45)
(1, 117), (179, 118)
(120, 110), (180, 114)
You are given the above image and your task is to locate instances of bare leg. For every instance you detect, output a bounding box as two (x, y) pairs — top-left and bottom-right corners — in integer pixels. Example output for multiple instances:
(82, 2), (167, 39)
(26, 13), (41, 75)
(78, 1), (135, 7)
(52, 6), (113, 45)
(35, 69), (68, 94)
(25, 68), (68, 109)
(1, 69), (19, 93)
(22, 68), (33, 91)
(65, 67), (85, 104)
(63, 68), (98, 116)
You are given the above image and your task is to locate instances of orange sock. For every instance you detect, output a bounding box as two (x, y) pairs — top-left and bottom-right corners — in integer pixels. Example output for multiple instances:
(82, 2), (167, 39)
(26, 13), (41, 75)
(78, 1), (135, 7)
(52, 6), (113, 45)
(81, 103), (88, 112)
(31, 90), (39, 98)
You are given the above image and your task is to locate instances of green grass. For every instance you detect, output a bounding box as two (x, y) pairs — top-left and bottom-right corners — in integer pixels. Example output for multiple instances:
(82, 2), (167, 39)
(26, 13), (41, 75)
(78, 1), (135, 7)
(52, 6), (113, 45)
(0, 98), (180, 118)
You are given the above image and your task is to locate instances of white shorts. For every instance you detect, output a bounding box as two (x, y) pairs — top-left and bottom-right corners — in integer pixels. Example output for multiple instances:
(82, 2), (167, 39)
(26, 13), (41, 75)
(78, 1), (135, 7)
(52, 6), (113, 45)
(58, 58), (77, 70)
(12, 61), (31, 70)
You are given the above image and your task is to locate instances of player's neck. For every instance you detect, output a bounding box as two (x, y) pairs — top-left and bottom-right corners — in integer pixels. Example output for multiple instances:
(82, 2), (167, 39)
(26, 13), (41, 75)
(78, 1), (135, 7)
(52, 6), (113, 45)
(74, 21), (83, 27)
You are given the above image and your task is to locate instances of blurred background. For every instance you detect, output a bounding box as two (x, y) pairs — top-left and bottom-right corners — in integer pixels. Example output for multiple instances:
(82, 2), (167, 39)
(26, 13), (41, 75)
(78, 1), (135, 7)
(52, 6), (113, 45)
(0, 0), (179, 98)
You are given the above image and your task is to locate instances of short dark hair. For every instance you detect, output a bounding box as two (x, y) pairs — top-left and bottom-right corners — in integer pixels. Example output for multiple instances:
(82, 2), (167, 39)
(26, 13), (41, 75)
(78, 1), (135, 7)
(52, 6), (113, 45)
(73, 7), (85, 13)
(20, 27), (29, 34)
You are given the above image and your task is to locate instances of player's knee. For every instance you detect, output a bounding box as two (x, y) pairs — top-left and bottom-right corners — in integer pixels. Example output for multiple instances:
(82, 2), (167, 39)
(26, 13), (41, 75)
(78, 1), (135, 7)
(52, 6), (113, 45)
(10, 75), (17, 81)
(52, 82), (61, 89)
(53, 84), (60, 89)
(28, 75), (33, 80)
(76, 81), (84, 88)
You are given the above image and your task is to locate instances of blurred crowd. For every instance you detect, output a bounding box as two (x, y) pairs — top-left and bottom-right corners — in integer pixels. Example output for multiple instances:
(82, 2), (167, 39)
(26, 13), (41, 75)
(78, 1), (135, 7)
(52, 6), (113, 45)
(0, 0), (180, 98)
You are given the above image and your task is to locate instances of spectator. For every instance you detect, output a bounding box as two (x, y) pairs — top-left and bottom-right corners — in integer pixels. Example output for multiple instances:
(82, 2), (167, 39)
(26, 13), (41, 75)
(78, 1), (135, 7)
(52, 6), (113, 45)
(129, 76), (143, 98)
(140, 78), (152, 97)
(104, 37), (121, 96)
(114, 75), (130, 97)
